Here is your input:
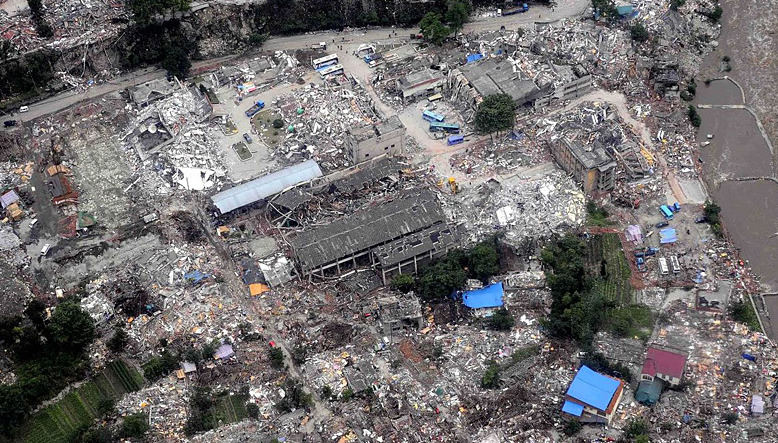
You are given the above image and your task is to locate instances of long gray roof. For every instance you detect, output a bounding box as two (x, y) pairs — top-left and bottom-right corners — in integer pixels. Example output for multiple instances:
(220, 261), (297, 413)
(290, 191), (444, 272)
(211, 160), (322, 214)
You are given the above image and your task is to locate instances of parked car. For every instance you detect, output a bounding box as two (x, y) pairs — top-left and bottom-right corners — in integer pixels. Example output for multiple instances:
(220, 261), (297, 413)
(243, 133), (253, 144)
(3, 120), (17, 127)
(40, 243), (51, 256)
(694, 216), (707, 224)
(656, 221), (669, 228)
(19, 106), (29, 113)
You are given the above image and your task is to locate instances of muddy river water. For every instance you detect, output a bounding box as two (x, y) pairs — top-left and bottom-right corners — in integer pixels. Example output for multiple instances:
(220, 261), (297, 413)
(695, 0), (778, 336)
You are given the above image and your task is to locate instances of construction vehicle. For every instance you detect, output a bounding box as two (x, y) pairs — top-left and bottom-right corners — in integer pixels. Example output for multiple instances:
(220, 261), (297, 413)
(244, 100), (265, 118)
(448, 177), (459, 194)
(636, 257), (646, 272)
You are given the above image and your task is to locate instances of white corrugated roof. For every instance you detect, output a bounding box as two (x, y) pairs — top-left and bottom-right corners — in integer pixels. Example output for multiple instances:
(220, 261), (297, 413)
(211, 160), (322, 214)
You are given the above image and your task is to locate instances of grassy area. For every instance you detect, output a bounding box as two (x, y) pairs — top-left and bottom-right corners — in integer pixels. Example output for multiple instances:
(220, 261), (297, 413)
(252, 110), (284, 147)
(586, 202), (614, 227)
(608, 304), (653, 340)
(25, 360), (143, 443)
(232, 142), (253, 161)
(587, 234), (633, 305)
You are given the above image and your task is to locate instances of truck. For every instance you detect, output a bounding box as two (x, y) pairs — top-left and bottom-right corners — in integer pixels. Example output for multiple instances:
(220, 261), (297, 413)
(311, 41), (327, 50)
(244, 100), (265, 118)
(410, 33), (424, 39)
(633, 247), (659, 258)
(658, 257), (669, 276)
(498, 3), (529, 15)
(636, 257), (646, 272)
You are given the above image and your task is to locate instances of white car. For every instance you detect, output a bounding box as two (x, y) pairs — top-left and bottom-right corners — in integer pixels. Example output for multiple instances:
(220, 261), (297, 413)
(40, 243), (51, 256)
(19, 106), (29, 113)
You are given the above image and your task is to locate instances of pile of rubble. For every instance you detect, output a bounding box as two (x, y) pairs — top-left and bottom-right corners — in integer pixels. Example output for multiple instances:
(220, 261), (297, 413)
(452, 170), (585, 247)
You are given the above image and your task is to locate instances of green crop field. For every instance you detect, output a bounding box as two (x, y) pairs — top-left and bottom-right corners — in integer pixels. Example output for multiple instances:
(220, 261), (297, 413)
(24, 360), (143, 443)
(213, 394), (249, 425)
(586, 234), (633, 305)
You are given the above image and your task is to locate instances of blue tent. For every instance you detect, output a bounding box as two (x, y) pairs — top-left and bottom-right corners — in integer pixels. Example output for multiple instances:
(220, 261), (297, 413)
(659, 228), (677, 244)
(466, 53), (484, 64)
(461, 282), (504, 309)
(635, 378), (664, 405)
(565, 365), (622, 411)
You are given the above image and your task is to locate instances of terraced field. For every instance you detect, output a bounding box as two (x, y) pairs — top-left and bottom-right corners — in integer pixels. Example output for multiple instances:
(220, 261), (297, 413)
(213, 393), (249, 425)
(586, 233), (633, 305)
(25, 360), (143, 443)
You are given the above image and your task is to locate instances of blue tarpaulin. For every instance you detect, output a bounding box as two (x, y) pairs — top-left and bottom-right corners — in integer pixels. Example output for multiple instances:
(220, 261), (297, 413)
(565, 365), (622, 411)
(616, 5), (634, 16)
(466, 53), (484, 64)
(461, 282), (504, 309)
(659, 228), (677, 244)
(562, 401), (584, 417)
(184, 270), (208, 284)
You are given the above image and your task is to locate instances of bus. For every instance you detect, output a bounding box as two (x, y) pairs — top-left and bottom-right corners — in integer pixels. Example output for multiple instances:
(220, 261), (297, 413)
(659, 205), (674, 219)
(429, 122), (460, 133)
(658, 257), (669, 276)
(422, 110), (445, 123)
(319, 64), (344, 79)
(313, 54), (338, 70)
(447, 135), (464, 146)
(670, 256), (680, 274)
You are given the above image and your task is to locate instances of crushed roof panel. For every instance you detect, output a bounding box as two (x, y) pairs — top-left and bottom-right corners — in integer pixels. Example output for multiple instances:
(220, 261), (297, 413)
(373, 223), (463, 267)
(211, 160), (323, 214)
(290, 191), (444, 272)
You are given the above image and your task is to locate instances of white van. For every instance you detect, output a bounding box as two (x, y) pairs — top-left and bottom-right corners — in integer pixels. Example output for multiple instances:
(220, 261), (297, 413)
(40, 243), (51, 256)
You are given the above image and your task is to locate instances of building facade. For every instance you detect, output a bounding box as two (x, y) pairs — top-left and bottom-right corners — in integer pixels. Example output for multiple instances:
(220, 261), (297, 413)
(550, 138), (616, 194)
(346, 116), (406, 164)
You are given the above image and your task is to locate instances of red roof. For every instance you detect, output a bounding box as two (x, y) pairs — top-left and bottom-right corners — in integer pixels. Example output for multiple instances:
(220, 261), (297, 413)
(641, 347), (687, 379)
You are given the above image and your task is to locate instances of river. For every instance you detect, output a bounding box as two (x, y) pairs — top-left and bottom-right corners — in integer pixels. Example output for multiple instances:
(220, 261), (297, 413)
(695, 0), (778, 337)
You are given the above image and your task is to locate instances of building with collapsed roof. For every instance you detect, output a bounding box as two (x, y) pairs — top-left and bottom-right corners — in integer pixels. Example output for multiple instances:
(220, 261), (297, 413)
(373, 223), (463, 284)
(346, 115), (406, 164)
(288, 191), (455, 279)
(129, 78), (175, 107)
(562, 365), (625, 425)
(397, 68), (445, 104)
(211, 160), (323, 214)
(448, 59), (541, 108)
(550, 138), (616, 194)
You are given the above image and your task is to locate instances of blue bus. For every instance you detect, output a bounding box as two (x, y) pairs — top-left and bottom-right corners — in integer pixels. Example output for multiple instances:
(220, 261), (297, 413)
(447, 135), (464, 145)
(660, 205), (674, 219)
(422, 110), (445, 123)
(429, 122), (460, 133)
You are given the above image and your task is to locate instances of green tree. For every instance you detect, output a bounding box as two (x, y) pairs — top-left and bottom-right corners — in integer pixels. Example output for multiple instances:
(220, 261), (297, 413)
(269, 347), (285, 369)
(474, 93), (516, 140)
(47, 301), (95, 351)
(623, 418), (649, 439)
(687, 105), (701, 128)
(246, 402), (260, 419)
(129, 0), (191, 24)
(468, 241), (499, 282)
(391, 273), (415, 293)
(119, 412), (150, 438)
(419, 12), (451, 46)
(487, 308), (515, 331)
(107, 327), (129, 353)
(592, 0), (619, 20)
(161, 44), (192, 78)
(417, 258), (467, 301)
(24, 299), (47, 331)
(563, 419), (582, 436)
(445, 1), (471, 37)
(630, 23), (649, 42)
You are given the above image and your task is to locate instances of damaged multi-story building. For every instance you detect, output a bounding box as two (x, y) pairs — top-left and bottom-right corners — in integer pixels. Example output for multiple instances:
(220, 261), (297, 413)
(345, 116), (406, 164)
(549, 138), (616, 194)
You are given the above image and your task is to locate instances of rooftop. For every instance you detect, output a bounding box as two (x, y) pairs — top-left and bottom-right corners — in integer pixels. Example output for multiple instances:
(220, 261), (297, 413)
(562, 138), (615, 170)
(459, 59), (539, 104)
(641, 346), (688, 379)
(289, 191), (445, 272)
(565, 365), (624, 412)
(397, 68), (445, 91)
(460, 282), (505, 309)
(350, 116), (405, 142)
(373, 223), (463, 267)
(211, 160), (323, 214)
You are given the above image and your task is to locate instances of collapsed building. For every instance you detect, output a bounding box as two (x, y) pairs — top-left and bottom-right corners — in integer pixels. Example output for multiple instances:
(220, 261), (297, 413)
(396, 68), (446, 104)
(448, 58), (541, 108)
(288, 190), (457, 280)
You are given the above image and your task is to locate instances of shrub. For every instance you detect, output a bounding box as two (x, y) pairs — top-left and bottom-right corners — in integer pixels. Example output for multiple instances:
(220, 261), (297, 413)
(687, 105), (701, 128)
(563, 419), (582, 436)
(630, 23), (649, 43)
(391, 274), (415, 293)
(272, 118), (284, 129)
(481, 361), (500, 389)
(119, 412), (150, 439)
(246, 402), (260, 419)
(269, 347), (285, 369)
(487, 308), (515, 331)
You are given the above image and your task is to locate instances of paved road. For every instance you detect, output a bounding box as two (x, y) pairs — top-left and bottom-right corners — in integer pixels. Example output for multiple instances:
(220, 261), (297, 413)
(4, 0), (589, 126)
